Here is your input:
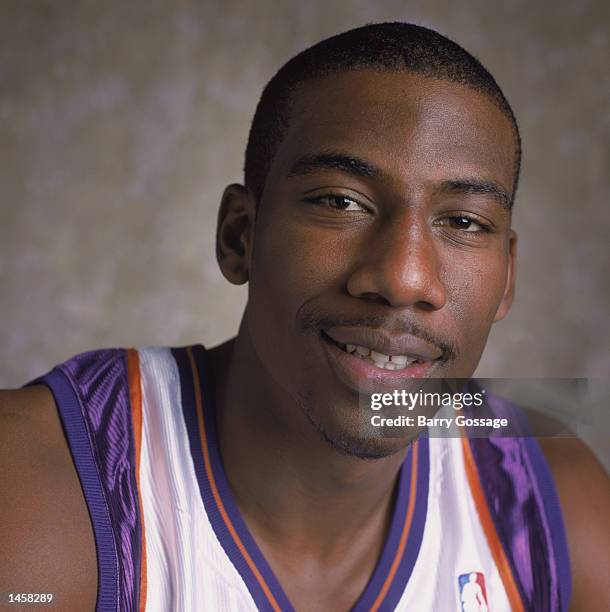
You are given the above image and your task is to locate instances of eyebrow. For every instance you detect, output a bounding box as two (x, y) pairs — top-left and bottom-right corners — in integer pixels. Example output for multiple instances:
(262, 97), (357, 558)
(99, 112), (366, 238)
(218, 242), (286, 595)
(287, 152), (380, 180)
(286, 152), (512, 211)
(436, 178), (512, 211)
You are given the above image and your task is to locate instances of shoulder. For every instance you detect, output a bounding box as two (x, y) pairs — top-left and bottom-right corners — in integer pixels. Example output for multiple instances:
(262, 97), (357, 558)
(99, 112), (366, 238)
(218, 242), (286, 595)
(538, 436), (610, 611)
(0, 386), (97, 610)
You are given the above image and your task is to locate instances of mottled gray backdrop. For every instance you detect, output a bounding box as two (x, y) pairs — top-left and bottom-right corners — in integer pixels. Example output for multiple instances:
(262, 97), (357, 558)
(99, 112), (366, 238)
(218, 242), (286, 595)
(2, 1), (609, 461)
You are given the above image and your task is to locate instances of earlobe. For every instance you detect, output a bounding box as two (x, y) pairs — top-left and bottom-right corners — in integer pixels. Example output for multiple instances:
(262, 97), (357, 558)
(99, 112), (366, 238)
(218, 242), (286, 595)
(216, 184), (256, 285)
(493, 230), (517, 323)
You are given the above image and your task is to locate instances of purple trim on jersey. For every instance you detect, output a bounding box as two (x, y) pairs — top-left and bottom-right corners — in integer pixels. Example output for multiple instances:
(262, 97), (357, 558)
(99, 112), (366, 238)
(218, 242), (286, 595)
(467, 389), (570, 612)
(176, 344), (430, 612)
(29, 368), (119, 612)
(173, 345), (294, 612)
(351, 445), (413, 612)
(383, 435), (430, 610)
(524, 436), (572, 612)
(29, 349), (143, 612)
(352, 436), (430, 612)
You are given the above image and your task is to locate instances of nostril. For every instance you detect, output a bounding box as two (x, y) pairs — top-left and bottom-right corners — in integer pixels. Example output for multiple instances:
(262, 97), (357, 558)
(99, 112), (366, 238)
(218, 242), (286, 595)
(359, 292), (392, 306)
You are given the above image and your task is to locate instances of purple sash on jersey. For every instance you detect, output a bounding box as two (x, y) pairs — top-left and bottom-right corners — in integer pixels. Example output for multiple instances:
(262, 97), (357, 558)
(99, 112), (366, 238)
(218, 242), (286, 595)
(30, 349), (140, 612)
(467, 392), (571, 612)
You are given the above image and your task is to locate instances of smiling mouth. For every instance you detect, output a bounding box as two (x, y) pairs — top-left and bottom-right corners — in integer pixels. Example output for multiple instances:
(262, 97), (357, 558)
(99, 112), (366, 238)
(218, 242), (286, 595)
(321, 331), (435, 372)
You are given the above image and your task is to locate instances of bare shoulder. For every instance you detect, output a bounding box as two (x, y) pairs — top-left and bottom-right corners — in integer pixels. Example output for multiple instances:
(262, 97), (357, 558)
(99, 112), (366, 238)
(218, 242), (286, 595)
(0, 386), (97, 611)
(538, 436), (610, 611)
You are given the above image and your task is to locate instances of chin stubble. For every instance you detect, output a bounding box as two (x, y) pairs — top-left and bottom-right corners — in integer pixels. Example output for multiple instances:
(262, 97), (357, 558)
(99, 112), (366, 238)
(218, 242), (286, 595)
(296, 389), (406, 460)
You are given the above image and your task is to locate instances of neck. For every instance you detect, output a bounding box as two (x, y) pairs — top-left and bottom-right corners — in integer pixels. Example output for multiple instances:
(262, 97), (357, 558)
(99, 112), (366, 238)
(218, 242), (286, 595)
(208, 323), (408, 558)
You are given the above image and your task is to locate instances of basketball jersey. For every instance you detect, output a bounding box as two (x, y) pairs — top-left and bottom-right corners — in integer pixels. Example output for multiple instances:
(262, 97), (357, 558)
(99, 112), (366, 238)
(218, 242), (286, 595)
(29, 345), (571, 611)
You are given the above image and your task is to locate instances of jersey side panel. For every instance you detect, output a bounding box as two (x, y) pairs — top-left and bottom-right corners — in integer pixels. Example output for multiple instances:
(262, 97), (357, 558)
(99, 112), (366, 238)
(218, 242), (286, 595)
(126, 348), (147, 612)
(470, 392), (570, 611)
(523, 435), (572, 612)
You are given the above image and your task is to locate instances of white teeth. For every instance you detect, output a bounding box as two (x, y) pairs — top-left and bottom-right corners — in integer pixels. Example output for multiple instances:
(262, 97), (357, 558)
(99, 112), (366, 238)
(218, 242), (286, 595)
(365, 355), (405, 371)
(371, 350), (390, 363)
(339, 343), (419, 371)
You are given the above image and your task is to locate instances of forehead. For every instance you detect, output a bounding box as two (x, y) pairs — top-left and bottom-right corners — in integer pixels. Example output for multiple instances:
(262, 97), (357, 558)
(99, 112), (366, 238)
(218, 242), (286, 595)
(267, 69), (516, 197)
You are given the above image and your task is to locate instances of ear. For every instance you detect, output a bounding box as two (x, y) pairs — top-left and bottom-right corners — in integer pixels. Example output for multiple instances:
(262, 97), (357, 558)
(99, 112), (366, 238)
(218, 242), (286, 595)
(216, 184), (256, 285)
(493, 230), (517, 322)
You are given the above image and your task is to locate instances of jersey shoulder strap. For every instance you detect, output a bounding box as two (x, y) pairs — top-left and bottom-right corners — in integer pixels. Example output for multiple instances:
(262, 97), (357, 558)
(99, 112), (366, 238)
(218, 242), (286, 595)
(28, 347), (143, 612)
(464, 392), (572, 612)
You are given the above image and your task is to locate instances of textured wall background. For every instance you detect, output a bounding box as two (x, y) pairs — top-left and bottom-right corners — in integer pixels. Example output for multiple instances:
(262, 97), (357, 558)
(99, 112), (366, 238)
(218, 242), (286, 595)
(2, 0), (609, 460)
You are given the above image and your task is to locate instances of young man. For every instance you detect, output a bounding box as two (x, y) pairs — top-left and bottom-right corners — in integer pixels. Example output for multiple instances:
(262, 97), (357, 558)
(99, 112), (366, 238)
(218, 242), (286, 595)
(1, 22), (609, 612)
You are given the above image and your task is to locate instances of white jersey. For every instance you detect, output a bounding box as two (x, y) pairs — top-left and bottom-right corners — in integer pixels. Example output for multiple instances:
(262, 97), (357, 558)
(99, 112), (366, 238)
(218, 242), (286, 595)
(34, 345), (571, 611)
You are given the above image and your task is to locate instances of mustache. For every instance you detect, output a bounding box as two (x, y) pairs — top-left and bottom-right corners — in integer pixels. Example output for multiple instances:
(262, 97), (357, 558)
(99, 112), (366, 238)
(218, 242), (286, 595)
(298, 310), (459, 362)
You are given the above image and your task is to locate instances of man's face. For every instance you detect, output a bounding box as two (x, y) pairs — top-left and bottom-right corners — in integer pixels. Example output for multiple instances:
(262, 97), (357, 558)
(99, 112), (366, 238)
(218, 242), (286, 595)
(241, 70), (517, 456)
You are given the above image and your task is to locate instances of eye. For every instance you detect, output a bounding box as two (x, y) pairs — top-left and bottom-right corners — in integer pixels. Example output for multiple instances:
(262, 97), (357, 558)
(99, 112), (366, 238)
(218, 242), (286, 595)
(304, 193), (368, 212)
(440, 215), (488, 233)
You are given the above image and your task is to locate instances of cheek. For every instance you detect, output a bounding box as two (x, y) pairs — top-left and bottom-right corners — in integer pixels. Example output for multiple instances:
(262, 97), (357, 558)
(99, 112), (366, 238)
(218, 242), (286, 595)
(246, 220), (350, 388)
(252, 221), (351, 304)
(442, 250), (508, 339)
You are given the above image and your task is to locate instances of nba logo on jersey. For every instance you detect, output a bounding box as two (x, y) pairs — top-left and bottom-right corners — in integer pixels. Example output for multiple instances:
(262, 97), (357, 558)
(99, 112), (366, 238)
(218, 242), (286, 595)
(458, 571), (489, 612)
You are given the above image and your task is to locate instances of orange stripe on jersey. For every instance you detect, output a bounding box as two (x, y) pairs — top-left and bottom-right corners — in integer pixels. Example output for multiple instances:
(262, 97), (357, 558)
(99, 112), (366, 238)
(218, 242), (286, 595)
(370, 440), (419, 612)
(186, 347), (282, 612)
(126, 348), (148, 612)
(461, 435), (525, 612)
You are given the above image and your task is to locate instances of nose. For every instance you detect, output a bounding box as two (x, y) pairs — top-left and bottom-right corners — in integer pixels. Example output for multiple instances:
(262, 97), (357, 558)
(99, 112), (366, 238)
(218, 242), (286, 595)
(346, 213), (446, 311)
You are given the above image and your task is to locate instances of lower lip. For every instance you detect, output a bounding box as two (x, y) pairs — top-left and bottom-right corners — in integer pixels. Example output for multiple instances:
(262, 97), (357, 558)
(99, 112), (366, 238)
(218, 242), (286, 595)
(320, 333), (439, 392)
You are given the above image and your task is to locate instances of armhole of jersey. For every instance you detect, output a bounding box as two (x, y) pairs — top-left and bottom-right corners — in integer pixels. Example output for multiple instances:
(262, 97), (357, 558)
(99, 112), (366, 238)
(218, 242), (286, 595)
(28, 369), (119, 612)
(523, 436), (572, 611)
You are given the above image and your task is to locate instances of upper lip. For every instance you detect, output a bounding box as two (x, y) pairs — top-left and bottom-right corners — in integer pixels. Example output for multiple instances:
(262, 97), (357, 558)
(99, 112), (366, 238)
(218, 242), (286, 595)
(323, 326), (444, 361)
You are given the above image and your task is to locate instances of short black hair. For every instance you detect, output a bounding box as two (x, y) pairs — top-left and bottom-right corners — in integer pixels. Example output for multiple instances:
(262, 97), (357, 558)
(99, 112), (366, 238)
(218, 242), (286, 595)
(244, 22), (521, 205)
